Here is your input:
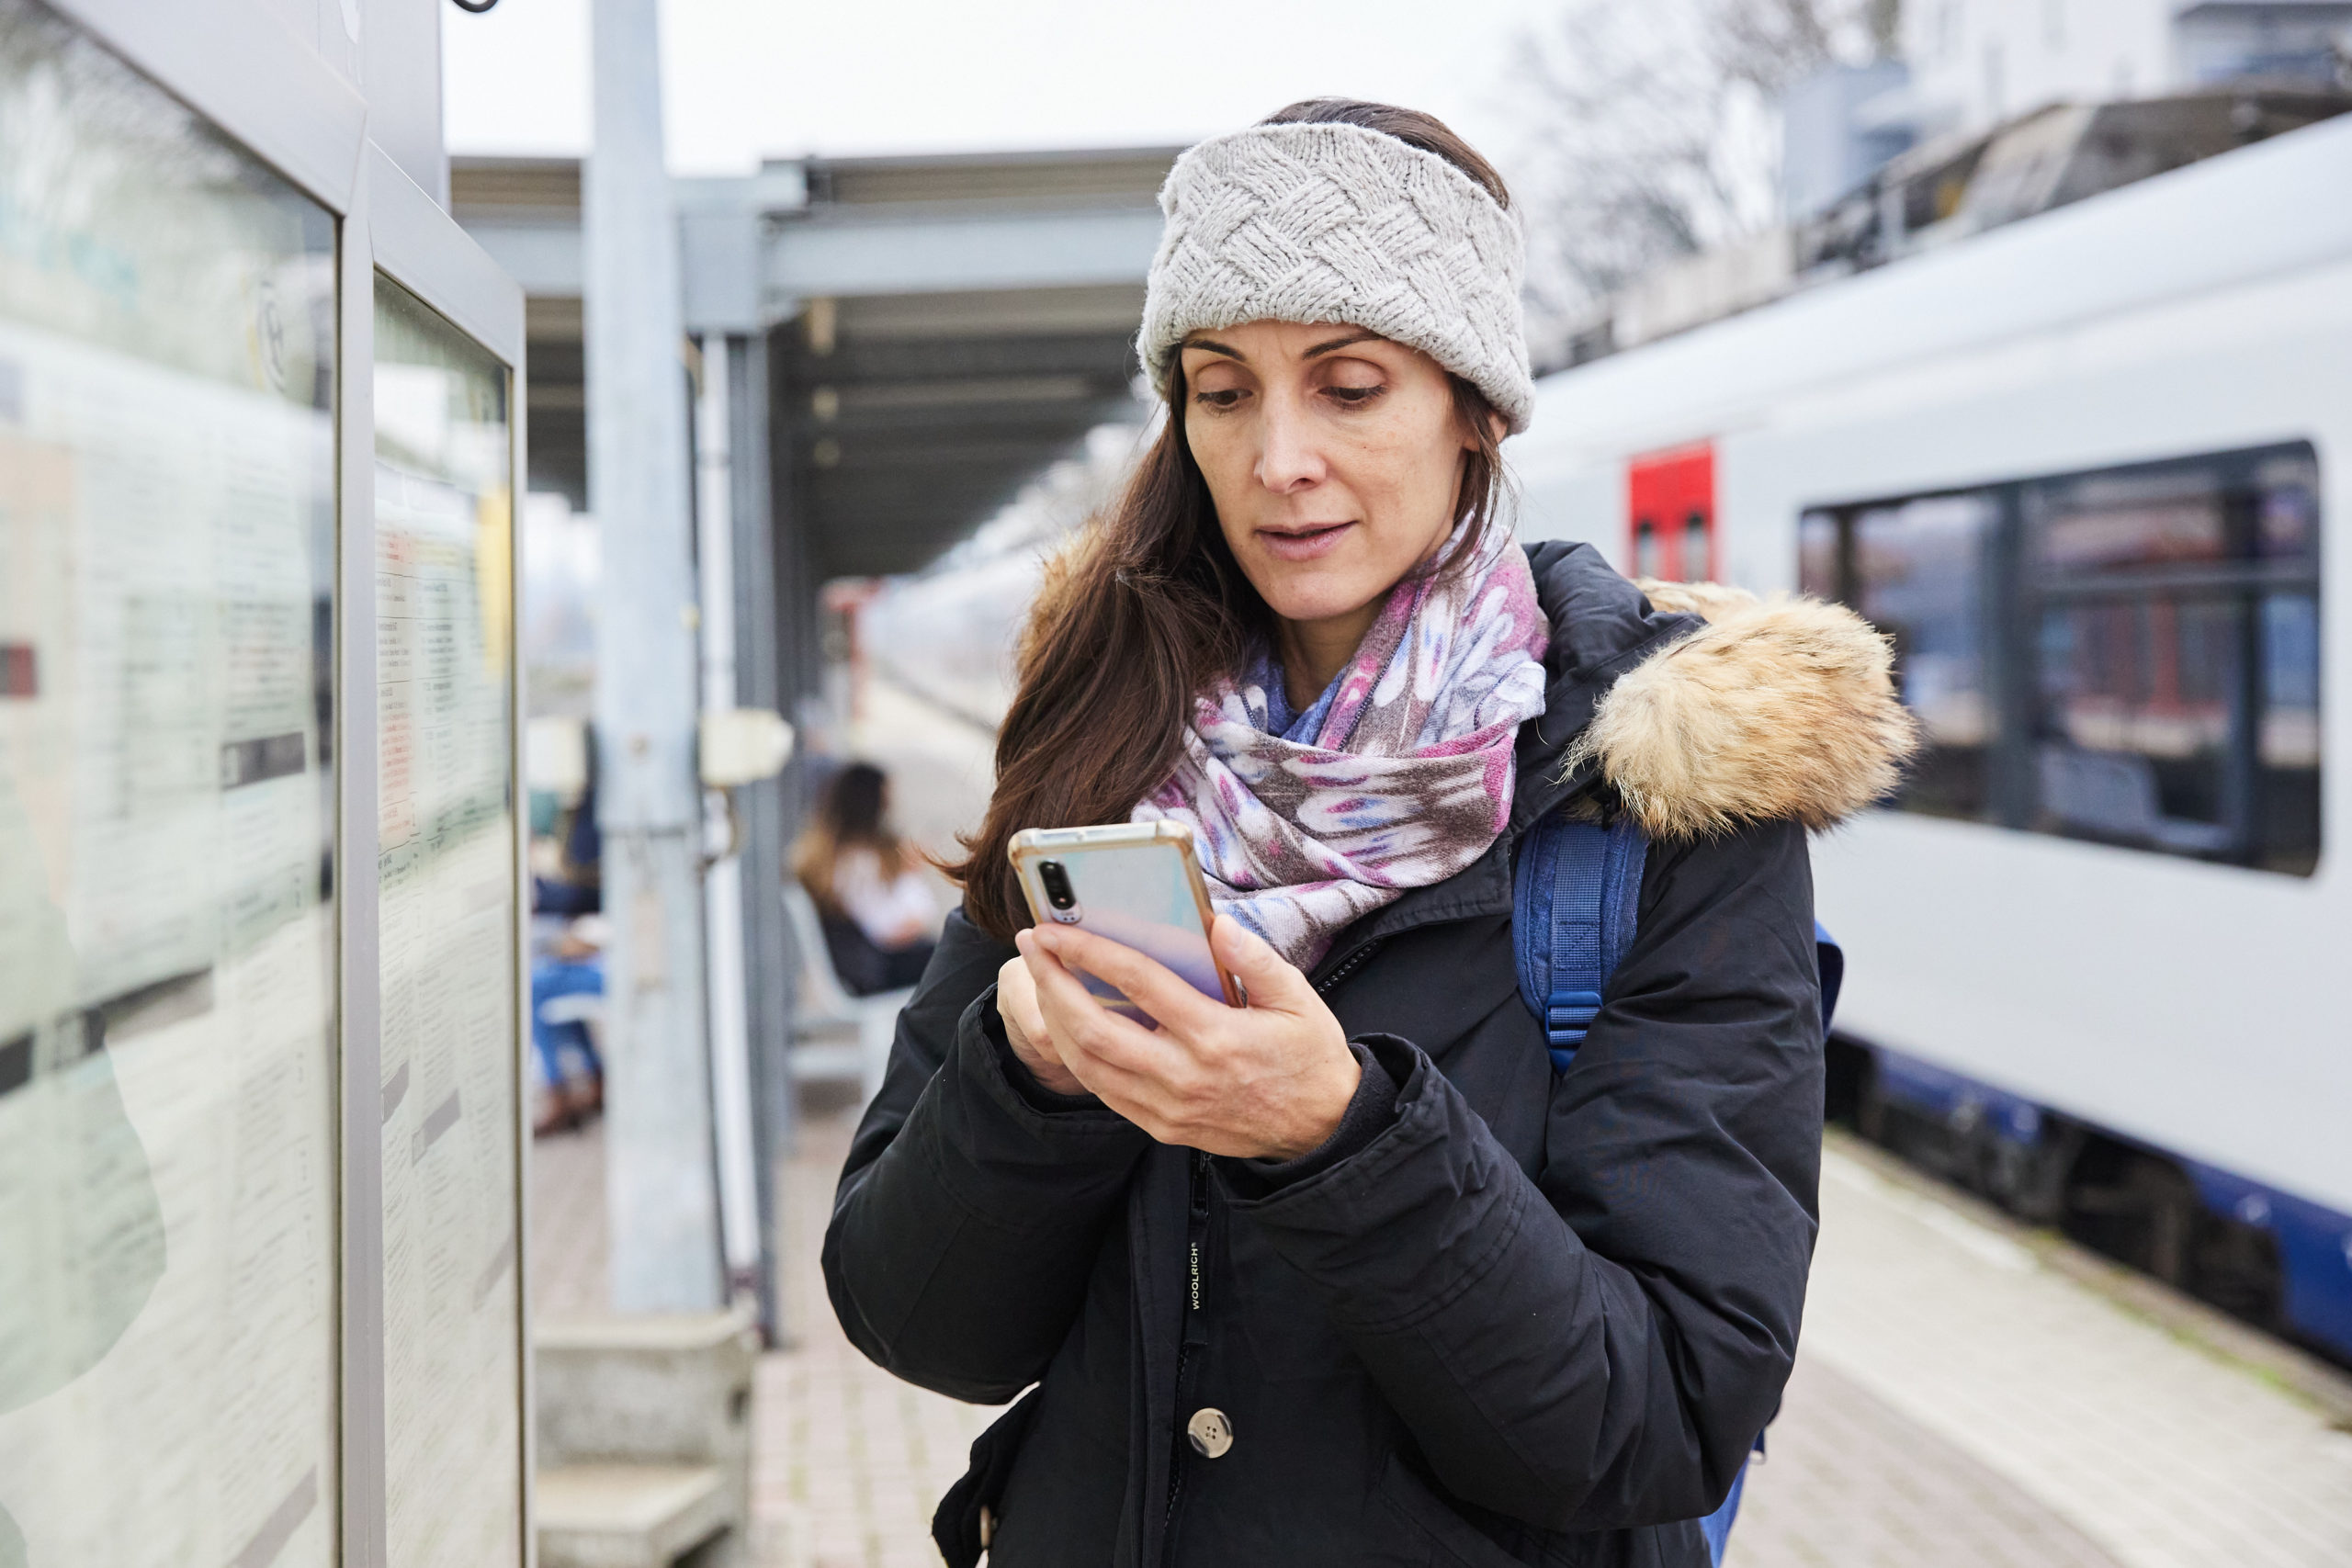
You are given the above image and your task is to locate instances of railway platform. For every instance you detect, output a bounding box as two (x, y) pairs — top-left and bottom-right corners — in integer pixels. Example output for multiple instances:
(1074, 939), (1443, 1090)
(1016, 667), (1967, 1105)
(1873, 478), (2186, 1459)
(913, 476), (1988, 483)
(530, 1103), (2352, 1568)
(527, 678), (2352, 1568)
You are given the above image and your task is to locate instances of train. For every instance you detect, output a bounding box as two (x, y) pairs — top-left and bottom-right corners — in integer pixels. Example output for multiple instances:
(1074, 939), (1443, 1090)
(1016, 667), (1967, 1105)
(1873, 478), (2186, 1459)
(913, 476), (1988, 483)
(1516, 107), (2352, 1363)
(865, 108), (2352, 1365)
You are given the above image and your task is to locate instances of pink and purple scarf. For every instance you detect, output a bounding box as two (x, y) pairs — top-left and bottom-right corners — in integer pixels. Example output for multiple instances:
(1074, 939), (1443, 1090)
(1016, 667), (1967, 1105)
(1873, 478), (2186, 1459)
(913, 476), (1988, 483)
(1134, 532), (1552, 970)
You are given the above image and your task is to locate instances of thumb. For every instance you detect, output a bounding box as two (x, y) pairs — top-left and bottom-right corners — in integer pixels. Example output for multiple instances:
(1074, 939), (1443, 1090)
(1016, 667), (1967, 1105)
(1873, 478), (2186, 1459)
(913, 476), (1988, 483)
(1210, 914), (1311, 1010)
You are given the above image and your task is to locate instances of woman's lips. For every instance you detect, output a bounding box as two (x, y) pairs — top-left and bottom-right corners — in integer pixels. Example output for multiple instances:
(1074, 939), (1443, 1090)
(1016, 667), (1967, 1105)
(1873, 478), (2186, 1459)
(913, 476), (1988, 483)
(1257, 521), (1356, 562)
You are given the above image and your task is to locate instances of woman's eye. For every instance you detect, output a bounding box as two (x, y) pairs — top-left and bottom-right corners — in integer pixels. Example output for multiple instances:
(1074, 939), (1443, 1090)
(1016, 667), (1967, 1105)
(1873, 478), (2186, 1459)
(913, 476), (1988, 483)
(1193, 389), (1246, 410)
(1323, 383), (1386, 407)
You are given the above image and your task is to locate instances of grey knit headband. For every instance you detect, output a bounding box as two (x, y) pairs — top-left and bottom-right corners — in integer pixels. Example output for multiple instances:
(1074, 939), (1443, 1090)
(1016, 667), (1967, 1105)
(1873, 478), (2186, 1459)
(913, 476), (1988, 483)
(1138, 120), (1535, 433)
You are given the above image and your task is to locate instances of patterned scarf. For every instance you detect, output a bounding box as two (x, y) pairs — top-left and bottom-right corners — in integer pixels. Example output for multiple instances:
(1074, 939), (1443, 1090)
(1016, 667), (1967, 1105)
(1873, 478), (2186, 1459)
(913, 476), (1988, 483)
(1134, 532), (1551, 969)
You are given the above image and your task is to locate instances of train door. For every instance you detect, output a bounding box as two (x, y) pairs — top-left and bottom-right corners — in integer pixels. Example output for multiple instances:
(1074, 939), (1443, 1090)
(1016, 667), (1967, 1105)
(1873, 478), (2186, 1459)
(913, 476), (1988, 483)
(1628, 442), (1717, 581)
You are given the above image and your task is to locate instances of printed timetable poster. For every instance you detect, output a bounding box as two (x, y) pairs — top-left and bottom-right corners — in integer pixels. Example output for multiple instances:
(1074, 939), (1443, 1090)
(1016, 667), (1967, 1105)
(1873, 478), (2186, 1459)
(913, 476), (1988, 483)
(374, 277), (525, 1568)
(0, 3), (337, 1565)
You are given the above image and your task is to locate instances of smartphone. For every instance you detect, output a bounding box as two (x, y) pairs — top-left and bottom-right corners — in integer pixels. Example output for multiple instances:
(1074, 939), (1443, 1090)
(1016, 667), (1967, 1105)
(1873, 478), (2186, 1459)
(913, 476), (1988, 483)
(1008, 822), (1242, 1021)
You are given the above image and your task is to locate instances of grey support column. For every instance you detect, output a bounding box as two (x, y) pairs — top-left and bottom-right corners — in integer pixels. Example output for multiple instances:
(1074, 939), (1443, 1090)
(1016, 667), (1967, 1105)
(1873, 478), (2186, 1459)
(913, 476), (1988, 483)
(587, 0), (724, 1313)
(726, 331), (796, 1340)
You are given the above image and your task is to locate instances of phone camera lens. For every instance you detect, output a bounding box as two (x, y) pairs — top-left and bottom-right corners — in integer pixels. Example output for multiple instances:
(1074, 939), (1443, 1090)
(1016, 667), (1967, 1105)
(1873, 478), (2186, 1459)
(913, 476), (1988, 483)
(1038, 861), (1075, 910)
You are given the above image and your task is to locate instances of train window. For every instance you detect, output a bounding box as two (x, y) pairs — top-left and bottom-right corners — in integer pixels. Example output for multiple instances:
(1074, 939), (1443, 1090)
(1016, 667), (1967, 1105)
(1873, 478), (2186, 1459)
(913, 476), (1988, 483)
(1804, 442), (2320, 874)
(1803, 493), (1999, 820)
(1682, 511), (1712, 581)
(1634, 518), (1664, 579)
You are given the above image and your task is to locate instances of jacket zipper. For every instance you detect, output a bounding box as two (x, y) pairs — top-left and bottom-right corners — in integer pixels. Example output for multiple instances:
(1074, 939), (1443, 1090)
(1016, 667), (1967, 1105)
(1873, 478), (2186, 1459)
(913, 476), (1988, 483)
(1313, 938), (1382, 996)
(1163, 1148), (1214, 1530)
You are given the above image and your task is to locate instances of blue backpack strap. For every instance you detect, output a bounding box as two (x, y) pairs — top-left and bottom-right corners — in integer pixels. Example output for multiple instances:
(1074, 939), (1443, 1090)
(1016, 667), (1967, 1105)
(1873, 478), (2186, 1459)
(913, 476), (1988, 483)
(1815, 920), (1844, 1032)
(1512, 814), (1647, 1072)
(1698, 1457), (1749, 1566)
(1516, 817), (1840, 1066)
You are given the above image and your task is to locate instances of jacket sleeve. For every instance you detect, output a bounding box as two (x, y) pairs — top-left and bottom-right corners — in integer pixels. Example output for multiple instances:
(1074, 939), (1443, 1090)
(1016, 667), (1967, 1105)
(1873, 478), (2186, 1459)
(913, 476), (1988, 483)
(822, 909), (1153, 1404)
(1222, 818), (1822, 1532)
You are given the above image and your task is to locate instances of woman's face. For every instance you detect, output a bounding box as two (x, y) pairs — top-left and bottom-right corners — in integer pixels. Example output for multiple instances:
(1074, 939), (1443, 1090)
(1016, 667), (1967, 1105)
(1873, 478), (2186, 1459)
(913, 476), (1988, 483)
(1180, 321), (1478, 631)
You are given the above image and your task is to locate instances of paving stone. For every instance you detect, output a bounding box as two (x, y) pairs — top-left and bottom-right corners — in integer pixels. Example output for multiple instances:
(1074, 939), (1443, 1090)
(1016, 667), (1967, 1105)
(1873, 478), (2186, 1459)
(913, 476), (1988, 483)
(1800, 1146), (2352, 1568)
(1736, 1356), (2120, 1567)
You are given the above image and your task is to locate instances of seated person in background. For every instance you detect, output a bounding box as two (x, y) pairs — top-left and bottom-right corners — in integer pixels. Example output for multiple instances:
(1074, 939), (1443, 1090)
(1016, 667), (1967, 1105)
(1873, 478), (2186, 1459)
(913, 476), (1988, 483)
(794, 761), (939, 996)
(531, 914), (606, 1136)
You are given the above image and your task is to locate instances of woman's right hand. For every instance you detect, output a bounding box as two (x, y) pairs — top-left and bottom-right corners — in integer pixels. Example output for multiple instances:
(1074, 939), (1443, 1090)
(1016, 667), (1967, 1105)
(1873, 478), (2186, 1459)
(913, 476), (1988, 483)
(998, 953), (1088, 1097)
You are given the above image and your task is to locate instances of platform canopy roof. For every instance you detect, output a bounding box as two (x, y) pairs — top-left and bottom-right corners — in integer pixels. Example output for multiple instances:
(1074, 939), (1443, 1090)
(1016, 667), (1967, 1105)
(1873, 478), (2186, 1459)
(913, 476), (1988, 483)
(452, 145), (1177, 578)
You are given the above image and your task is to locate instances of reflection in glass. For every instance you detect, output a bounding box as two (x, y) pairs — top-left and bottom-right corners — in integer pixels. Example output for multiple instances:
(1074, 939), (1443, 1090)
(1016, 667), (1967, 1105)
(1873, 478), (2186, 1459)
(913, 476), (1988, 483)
(2033, 595), (2238, 852)
(1680, 513), (1709, 581)
(373, 277), (522, 1567)
(1828, 494), (1996, 819)
(2024, 447), (2321, 873)
(0, 0), (337, 1562)
(1634, 519), (1663, 580)
(1804, 442), (2320, 874)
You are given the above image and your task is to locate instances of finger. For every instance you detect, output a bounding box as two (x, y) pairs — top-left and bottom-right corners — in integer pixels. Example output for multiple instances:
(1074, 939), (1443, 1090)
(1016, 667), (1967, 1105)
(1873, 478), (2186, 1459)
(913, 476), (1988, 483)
(1016, 930), (1159, 1055)
(996, 955), (1050, 1052)
(1017, 932), (1208, 1099)
(1209, 914), (1315, 1012)
(1030, 923), (1225, 1039)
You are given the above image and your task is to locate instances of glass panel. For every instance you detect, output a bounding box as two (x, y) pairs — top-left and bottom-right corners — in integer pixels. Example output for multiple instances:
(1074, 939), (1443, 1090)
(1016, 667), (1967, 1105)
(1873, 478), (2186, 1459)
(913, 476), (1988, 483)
(2253, 451), (2321, 566)
(1797, 508), (1840, 599)
(373, 276), (521, 1567)
(2031, 468), (2229, 572)
(2260, 592), (2321, 873)
(1680, 513), (1709, 581)
(2032, 594), (2241, 852)
(2024, 445), (2321, 872)
(1852, 493), (1998, 819)
(1806, 443), (2318, 872)
(1634, 519), (1663, 580)
(0, 1), (338, 1562)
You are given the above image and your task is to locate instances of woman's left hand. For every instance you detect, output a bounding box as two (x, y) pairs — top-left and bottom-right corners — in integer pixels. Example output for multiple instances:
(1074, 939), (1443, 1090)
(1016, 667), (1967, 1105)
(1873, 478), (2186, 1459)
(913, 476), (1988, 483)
(1013, 914), (1362, 1160)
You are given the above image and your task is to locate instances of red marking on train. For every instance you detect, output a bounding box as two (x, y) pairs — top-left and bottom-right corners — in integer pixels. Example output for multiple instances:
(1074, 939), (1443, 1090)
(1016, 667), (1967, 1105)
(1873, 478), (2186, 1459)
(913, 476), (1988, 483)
(1626, 443), (1715, 583)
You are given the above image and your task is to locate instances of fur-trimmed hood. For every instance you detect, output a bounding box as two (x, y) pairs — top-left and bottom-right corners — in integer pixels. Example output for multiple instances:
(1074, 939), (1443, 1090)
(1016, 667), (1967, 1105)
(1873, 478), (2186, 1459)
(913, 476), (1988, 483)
(1517, 541), (1918, 840)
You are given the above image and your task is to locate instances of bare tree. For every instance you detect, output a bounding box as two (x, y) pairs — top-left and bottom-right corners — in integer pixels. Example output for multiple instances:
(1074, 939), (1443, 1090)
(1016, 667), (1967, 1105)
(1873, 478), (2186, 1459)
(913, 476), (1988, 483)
(1506, 0), (1895, 363)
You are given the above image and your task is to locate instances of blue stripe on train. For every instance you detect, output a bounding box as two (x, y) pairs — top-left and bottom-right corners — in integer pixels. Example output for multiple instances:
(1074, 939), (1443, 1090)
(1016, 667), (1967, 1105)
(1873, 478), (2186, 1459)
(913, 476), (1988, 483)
(2178, 1161), (2352, 1362)
(1860, 1042), (2352, 1364)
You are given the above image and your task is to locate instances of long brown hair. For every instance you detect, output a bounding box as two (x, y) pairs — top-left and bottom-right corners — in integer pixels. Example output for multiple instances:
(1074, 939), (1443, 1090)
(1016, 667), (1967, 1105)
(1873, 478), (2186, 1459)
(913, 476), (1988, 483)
(946, 100), (1515, 942)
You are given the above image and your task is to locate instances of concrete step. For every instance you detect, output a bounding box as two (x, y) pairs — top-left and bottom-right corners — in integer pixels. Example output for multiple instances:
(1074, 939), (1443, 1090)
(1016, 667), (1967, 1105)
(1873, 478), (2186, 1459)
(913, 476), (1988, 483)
(537, 1462), (730, 1568)
(787, 1040), (863, 1082)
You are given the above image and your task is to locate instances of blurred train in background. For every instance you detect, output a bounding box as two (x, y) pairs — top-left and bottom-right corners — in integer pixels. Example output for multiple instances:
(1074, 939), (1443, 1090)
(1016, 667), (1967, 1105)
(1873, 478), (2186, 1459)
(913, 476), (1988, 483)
(862, 108), (2352, 1366)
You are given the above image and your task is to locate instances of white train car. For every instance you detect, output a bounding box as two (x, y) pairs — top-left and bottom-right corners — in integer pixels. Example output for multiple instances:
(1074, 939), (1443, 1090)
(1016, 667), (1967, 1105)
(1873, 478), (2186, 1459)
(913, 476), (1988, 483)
(1516, 111), (2352, 1359)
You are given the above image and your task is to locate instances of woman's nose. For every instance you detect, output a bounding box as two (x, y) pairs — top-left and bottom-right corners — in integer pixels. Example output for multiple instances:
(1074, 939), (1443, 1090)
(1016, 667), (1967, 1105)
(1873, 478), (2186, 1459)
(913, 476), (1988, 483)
(1254, 392), (1327, 493)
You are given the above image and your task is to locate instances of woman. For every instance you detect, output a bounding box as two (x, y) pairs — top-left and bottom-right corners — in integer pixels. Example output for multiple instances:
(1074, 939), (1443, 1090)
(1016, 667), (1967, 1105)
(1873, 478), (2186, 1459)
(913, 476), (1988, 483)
(824, 99), (1914, 1567)
(793, 761), (940, 995)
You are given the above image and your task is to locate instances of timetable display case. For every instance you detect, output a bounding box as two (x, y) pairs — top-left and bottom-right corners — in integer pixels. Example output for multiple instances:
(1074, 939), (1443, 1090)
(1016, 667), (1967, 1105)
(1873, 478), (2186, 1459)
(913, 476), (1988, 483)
(0, 2), (529, 1562)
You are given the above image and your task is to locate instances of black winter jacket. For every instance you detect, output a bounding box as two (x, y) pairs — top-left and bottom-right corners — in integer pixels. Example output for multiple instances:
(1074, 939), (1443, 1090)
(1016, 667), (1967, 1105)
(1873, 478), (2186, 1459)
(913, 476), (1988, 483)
(823, 543), (1914, 1567)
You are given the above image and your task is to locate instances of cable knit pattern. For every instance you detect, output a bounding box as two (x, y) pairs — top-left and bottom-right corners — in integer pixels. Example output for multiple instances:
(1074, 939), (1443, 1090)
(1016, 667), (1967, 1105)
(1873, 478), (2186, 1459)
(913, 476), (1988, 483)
(1138, 121), (1536, 431)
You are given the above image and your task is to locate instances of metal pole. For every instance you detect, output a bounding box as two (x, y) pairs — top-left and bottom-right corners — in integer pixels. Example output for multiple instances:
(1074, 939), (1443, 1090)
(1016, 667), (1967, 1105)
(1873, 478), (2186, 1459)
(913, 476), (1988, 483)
(727, 331), (794, 1342)
(695, 334), (764, 1301)
(587, 0), (724, 1312)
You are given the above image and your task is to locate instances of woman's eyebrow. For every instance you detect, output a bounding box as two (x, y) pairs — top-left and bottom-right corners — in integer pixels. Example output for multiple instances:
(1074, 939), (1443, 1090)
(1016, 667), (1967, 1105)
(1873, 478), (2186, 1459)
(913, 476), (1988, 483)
(1304, 330), (1383, 357)
(1182, 337), (1243, 360)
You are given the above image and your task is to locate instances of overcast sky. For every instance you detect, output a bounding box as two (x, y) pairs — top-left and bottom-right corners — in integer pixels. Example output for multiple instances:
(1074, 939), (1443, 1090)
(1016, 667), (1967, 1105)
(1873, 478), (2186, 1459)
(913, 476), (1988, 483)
(442, 0), (1559, 175)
